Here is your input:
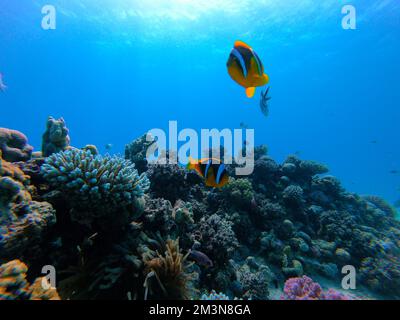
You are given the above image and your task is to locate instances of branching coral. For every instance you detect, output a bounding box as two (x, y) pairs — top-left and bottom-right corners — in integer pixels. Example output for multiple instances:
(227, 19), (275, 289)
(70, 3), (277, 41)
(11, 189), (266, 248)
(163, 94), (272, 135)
(197, 213), (239, 265)
(142, 238), (196, 300)
(41, 149), (149, 228)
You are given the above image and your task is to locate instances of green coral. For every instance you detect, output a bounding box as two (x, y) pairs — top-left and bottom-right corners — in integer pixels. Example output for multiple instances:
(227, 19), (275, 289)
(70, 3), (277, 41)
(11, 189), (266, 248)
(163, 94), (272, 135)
(222, 178), (254, 207)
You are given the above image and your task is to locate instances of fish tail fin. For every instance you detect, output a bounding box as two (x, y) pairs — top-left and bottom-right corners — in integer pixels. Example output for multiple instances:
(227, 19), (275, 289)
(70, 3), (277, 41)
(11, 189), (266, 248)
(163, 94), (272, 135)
(186, 157), (195, 170)
(187, 156), (200, 171)
(246, 87), (256, 98)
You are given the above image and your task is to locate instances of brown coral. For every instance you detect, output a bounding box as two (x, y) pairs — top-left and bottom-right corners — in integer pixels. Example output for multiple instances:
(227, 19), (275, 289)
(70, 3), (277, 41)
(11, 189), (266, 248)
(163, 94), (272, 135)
(0, 260), (60, 300)
(0, 128), (33, 162)
(142, 238), (196, 300)
(0, 154), (56, 261)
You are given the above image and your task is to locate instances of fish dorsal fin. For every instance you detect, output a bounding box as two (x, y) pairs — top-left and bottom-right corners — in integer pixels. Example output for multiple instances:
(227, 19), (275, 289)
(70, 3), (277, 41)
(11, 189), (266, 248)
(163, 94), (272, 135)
(246, 87), (256, 98)
(234, 40), (252, 50)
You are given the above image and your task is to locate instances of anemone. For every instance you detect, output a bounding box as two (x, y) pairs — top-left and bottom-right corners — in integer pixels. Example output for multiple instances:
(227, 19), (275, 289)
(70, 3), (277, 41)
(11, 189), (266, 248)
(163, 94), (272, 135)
(142, 238), (196, 300)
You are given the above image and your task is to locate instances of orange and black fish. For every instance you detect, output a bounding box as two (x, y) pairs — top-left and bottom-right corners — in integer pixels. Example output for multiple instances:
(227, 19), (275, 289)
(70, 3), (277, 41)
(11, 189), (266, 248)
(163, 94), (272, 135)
(187, 157), (229, 188)
(227, 40), (269, 98)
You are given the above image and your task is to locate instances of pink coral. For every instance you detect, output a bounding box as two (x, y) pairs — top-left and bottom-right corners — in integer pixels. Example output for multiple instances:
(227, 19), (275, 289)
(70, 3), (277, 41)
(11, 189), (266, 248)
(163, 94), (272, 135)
(282, 276), (353, 300)
(282, 276), (323, 300)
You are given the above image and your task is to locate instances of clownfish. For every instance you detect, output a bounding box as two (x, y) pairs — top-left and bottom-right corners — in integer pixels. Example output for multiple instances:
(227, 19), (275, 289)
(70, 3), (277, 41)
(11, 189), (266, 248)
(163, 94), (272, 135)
(227, 40), (269, 98)
(186, 157), (229, 188)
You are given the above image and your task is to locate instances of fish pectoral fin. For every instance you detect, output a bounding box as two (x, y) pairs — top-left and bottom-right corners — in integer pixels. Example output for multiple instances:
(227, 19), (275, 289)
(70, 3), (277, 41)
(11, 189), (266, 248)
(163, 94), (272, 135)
(263, 73), (270, 84)
(246, 87), (256, 98)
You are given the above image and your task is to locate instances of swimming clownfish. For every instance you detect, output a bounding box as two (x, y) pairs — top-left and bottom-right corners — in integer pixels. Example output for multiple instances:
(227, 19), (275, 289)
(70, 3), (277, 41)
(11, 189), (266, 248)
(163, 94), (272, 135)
(186, 157), (229, 188)
(227, 40), (269, 98)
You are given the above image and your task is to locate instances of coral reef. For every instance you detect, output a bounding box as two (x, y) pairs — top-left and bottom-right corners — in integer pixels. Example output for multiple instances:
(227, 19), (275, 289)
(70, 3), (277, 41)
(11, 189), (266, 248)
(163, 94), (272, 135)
(125, 134), (155, 173)
(1, 120), (400, 301)
(0, 128), (33, 162)
(0, 260), (60, 300)
(41, 149), (149, 230)
(281, 276), (352, 300)
(0, 153), (56, 262)
(42, 116), (71, 157)
(141, 238), (197, 300)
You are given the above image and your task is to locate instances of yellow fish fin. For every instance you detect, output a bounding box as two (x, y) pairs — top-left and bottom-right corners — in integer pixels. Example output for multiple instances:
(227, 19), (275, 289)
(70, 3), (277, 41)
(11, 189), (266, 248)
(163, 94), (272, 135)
(234, 40), (252, 50)
(263, 73), (270, 85)
(246, 87), (256, 98)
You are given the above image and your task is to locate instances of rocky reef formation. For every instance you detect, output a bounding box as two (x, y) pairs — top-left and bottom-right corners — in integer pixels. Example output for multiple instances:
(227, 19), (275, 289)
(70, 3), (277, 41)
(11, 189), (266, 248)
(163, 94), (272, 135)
(42, 116), (70, 157)
(0, 128), (33, 162)
(0, 151), (56, 262)
(0, 260), (60, 300)
(0, 119), (399, 300)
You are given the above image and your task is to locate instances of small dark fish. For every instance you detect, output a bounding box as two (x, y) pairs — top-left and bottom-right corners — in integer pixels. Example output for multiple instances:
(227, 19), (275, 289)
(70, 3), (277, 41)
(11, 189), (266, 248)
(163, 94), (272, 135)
(240, 122), (249, 129)
(389, 170), (399, 174)
(260, 86), (271, 117)
(189, 250), (213, 268)
(0, 73), (7, 92)
(105, 143), (113, 150)
(370, 140), (378, 144)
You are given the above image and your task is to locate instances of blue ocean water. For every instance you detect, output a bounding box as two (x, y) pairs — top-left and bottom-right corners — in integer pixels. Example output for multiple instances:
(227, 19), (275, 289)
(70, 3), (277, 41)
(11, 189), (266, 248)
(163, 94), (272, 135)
(1, 0), (399, 203)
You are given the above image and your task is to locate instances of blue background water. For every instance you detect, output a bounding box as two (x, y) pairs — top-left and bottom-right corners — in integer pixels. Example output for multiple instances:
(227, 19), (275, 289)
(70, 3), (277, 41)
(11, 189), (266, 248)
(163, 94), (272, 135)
(1, 0), (399, 203)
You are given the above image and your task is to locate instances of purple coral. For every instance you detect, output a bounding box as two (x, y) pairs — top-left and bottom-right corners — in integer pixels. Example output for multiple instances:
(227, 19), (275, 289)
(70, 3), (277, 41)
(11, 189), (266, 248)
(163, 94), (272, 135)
(282, 276), (352, 300)
(282, 276), (323, 300)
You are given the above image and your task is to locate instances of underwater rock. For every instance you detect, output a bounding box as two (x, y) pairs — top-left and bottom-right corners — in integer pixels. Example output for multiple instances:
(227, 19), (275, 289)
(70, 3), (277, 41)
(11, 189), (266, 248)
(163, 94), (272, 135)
(282, 259), (303, 278)
(0, 128), (33, 162)
(335, 248), (351, 262)
(0, 260), (60, 300)
(42, 116), (71, 157)
(41, 149), (149, 230)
